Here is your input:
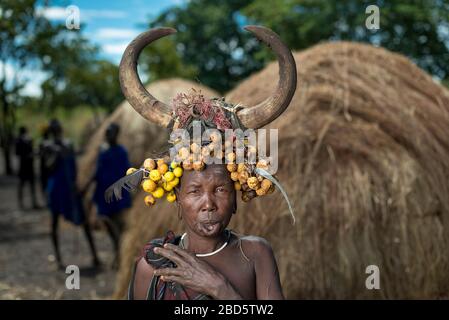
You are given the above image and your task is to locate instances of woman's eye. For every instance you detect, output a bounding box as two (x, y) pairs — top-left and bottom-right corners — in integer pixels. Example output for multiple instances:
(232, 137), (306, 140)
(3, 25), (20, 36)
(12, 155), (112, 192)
(216, 187), (226, 192)
(188, 189), (199, 194)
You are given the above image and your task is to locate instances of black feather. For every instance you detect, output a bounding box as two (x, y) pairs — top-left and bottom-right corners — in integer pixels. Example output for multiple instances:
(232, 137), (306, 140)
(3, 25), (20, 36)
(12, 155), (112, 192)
(104, 168), (144, 203)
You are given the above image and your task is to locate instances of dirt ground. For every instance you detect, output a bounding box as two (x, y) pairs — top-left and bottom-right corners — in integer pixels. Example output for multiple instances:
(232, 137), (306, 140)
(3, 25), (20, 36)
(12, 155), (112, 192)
(0, 174), (118, 300)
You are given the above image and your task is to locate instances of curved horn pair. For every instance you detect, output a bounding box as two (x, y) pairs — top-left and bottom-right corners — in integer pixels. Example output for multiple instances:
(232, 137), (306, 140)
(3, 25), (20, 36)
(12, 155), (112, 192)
(119, 26), (297, 129)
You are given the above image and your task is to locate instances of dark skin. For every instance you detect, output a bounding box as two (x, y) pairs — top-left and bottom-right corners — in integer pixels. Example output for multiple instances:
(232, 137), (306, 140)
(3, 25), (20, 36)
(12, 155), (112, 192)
(133, 164), (284, 300)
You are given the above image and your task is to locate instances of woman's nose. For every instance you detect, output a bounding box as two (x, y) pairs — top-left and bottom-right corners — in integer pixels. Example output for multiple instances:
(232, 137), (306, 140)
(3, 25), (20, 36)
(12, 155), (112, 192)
(201, 193), (217, 213)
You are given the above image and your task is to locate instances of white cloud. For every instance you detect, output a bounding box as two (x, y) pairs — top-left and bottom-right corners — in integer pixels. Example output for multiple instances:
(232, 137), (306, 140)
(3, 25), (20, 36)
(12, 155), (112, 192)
(95, 28), (139, 40)
(84, 9), (127, 19)
(0, 62), (47, 97)
(103, 42), (129, 55)
(169, 0), (189, 5)
(36, 6), (67, 20)
(22, 79), (43, 97)
(36, 6), (127, 21)
(0, 61), (15, 80)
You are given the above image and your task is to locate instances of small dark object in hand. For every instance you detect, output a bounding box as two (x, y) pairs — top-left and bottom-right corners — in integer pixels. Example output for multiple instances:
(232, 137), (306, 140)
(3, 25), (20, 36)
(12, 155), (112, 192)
(144, 230), (179, 269)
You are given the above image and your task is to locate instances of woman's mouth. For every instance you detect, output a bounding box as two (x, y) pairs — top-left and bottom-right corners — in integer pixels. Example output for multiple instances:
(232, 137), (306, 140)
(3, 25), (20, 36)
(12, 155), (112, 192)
(200, 221), (221, 234)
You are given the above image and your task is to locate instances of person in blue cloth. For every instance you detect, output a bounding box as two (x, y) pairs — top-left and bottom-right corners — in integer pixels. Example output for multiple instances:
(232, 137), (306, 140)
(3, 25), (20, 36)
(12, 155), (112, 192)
(83, 123), (131, 268)
(45, 119), (100, 270)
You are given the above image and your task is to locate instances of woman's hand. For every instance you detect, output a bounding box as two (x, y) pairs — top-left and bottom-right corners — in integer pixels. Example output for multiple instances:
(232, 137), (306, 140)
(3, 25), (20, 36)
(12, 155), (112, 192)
(153, 243), (242, 299)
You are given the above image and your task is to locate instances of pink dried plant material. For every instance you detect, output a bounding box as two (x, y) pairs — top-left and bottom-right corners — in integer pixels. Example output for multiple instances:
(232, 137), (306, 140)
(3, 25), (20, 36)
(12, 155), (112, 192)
(172, 89), (232, 130)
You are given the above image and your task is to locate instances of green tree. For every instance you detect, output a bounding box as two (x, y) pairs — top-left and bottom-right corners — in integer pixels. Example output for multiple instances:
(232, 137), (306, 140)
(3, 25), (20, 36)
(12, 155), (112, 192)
(41, 59), (122, 114)
(0, 0), (54, 174)
(243, 0), (449, 82)
(0, 0), (123, 174)
(144, 0), (449, 92)
(144, 0), (265, 93)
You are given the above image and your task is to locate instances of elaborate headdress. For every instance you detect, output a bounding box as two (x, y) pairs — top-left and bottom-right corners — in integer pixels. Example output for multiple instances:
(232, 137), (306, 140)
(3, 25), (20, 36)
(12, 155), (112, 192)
(105, 26), (297, 222)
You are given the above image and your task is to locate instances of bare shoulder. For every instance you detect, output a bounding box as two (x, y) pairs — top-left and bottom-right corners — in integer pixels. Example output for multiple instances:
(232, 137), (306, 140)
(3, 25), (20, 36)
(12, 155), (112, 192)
(235, 234), (275, 261)
(235, 234), (284, 299)
(132, 257), (154, 300)
(135, 256), (154, 277)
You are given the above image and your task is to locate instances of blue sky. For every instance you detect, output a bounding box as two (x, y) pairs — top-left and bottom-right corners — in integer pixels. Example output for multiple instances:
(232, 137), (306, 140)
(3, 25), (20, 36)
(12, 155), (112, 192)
(9, 0), (184, 96)
(39, 0), (185, 64)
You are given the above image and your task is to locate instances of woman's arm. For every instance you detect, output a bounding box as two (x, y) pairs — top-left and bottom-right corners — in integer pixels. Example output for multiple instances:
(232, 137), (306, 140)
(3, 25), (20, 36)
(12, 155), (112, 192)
(132, 257), (155, 300)
(252, 238), (284, 300)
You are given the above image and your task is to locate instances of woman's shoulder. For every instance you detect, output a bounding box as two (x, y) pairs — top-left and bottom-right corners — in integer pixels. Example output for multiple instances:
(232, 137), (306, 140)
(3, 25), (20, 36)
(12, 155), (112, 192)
(230, 232), (274, 260)
(130, 257), (154, 300)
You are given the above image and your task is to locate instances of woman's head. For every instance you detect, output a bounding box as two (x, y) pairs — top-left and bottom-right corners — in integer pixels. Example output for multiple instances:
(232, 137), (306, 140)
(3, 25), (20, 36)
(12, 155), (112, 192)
(176, 164), (236, 238)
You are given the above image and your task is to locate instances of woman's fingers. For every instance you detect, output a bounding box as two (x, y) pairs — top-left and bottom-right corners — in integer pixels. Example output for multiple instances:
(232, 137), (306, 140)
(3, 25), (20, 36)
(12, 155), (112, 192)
(160, 275), (185, 285)
(163, 243), (196, 262)
(154, 247), (185, 266)
(154, 267), (183, 277)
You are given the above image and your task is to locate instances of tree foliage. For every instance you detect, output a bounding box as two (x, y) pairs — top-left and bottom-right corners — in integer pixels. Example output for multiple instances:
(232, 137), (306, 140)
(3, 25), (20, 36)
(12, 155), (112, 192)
(143, 0), (449, 91)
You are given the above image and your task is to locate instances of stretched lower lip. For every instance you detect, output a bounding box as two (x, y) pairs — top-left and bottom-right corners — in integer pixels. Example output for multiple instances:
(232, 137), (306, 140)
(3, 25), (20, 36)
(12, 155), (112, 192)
(201, 221), (220, 233)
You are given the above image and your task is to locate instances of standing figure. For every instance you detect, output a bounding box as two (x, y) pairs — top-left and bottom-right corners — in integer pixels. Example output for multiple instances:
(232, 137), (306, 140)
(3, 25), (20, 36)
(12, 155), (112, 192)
(38, 125), (52, 203)
(45, 119), (100, 269)
(15, 126), (38, 209)
(84, 123), (132, 268)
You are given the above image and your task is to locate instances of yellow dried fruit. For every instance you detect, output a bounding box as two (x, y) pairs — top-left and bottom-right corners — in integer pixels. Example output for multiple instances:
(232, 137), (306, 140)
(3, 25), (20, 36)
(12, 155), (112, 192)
(178, 147), (190, 160)
(158, 163), (169, 175)
(142, 179), (157, 193)
(266, 184), (275, 194)
(149, 169), (161, 182)
(162, 181), (174, 192)
(166, 191), (176, 203)
(126, 167), (137, 175)
(190, 142), (201, 154)
(224, 140), (233, 149)
(207, 143), (216, 151)
(248, 145), (257, 154)
(152, 187), (165, 199)
(173, 167), (183, 178)
(256, 159), (269, 170)
(247, 177), (260, 190)
(170, 161), (179, 169)
(256, 188), (267, 196)
(237, 163), (246, 173)
(210, 131), (221, 143)
(169, 177), (180, 187)
(183, 161), (193, 170)
(234, 182), (241, 191)
(261, 179), (272, 191)
(201, 147), (211, 158)
(164, 171), (175, 182)
(143, 158), (156, 171)
(227, 163), (237, 172)
(193, 161), (205, 171)
(144, 194), (155, 207)
(157, 159), (165, 167)
(238, 171), (249, 184)
(226, 152), (236, 162)
(230, 171), (239, 181)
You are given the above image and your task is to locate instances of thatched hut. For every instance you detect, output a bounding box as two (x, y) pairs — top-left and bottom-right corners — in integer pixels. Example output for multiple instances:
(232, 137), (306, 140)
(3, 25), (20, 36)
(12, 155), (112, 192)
(83, 42), (449, 299)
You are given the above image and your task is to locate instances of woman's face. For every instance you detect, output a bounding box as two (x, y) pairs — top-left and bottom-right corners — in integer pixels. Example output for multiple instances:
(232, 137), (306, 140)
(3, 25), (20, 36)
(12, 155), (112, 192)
(177, 164), (236, 237)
